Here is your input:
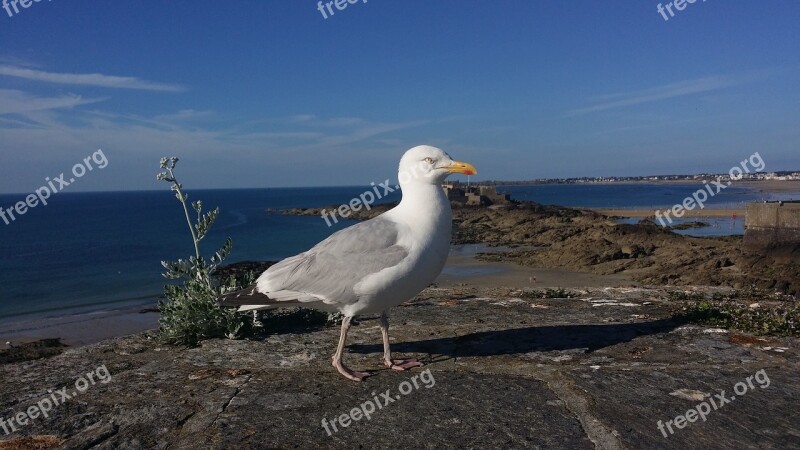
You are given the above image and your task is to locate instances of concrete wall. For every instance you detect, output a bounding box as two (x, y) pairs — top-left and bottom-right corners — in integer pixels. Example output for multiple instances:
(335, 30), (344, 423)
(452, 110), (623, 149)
(744, 202), (800, 250)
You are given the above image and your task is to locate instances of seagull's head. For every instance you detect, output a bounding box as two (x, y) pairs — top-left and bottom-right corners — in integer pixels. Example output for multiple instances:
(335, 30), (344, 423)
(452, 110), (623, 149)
(398, 145), (477, 187)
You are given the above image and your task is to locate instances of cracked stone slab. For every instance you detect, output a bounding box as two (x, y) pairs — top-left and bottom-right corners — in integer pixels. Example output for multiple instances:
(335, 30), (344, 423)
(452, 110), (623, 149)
(0, 286), (796, 449)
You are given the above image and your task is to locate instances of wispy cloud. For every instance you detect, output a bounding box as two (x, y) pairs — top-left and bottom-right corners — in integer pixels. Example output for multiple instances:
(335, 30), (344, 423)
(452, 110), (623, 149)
(153, 109), (214, 121)
(0, 65), (184, 92)
(0, 89), (106, 115)
(0, 106), (435, 191)
(288, 114), (316, 123)
(566, 75), (750, 116)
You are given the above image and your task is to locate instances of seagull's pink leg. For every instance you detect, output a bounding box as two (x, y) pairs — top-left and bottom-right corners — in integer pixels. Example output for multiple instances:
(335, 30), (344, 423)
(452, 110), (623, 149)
(380, 311), (423, 371)
(332, 315), (370, 382)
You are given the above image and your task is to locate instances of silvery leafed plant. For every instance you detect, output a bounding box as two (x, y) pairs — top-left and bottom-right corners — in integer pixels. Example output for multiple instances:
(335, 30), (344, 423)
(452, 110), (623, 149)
(156, 157), (254, 346)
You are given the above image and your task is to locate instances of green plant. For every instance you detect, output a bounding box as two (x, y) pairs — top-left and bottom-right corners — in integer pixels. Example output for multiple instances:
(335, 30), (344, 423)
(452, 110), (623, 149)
(668, 290), (706, 301)
(521, 287), (573, 299)
(545, 288), (572, 299)
(675, 300), (800, 337)
(156, 157), (254, 346)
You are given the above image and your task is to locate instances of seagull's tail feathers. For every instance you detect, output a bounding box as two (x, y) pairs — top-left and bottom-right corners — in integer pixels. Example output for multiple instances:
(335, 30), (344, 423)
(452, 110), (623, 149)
(217, 286), (320, 312)
(218, 286), (296, 310)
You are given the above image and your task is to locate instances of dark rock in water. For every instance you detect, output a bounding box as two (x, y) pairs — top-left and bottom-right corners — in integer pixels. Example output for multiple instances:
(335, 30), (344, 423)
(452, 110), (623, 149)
(282, 203), (396, 221)
(669, 221), (710, 230)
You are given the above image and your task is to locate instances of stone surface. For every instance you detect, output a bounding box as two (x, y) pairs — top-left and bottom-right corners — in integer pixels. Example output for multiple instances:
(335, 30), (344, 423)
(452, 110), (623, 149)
(1, 286), (798, 449)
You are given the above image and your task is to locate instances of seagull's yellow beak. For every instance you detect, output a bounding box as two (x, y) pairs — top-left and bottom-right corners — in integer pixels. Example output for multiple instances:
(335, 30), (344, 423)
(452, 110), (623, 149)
(446, 160), (478, 176)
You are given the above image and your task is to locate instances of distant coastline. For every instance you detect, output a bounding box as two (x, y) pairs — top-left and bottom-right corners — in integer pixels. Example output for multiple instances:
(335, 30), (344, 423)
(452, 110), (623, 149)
(485, 173), (800, 186)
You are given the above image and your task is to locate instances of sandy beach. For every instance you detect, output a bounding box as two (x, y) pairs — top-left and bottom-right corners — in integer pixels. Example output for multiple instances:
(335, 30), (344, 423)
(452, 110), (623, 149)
(438, 245), (633, 289)
(0, 302), (159, 350)
(731, 179), (800, 193)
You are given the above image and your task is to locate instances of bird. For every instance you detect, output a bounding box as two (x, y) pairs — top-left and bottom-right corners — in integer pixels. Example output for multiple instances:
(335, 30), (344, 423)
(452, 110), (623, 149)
(220, 145), (476, 381)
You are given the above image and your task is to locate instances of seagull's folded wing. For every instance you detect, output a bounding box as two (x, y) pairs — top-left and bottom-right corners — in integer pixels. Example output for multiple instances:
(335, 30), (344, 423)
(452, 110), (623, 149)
(247, 217), (409, 307)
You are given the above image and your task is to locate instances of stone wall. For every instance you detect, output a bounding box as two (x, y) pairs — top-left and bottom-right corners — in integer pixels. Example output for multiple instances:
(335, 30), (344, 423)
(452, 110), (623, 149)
(744, 201), (800, 250)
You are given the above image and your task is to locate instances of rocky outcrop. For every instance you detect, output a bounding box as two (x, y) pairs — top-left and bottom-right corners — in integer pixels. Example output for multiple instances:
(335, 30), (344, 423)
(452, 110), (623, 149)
(281, 201), (800, 293)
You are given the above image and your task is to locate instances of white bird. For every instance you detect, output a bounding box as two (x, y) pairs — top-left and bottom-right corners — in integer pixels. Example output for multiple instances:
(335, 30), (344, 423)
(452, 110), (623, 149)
(220, 146), (477, 381)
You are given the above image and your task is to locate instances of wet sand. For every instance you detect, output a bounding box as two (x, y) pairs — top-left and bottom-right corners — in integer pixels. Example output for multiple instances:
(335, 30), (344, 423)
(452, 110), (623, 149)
(437, 247), (634, 289)
(744, 179), (800, 192)
(0, 303), (159, 350)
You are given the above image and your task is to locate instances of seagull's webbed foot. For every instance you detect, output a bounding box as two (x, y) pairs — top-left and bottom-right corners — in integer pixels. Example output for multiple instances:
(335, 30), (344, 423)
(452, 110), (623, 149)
(332, 359), (371, 382)
(379, 311), (423, 371)
(384, 358), (423, 371)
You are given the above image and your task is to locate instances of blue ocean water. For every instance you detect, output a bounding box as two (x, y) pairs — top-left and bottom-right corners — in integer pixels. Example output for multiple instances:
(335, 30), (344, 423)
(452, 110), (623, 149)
(0, 187), (399, 318)
(501, 183), (798, 209)
(0, 183), (797, 318)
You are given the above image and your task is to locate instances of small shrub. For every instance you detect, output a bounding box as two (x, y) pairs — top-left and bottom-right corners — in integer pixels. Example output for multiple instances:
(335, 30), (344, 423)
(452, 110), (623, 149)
(675, 300), (800, 337)
(156, 157), (255, 346)
(521, 288), (573, 299)
(546, 288), (572, 298)
(668, 290), (706, 301)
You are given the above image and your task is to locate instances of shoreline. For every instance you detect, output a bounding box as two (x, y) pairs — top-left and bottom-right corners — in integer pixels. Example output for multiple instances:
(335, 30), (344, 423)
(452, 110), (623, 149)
(592, 207), (746, 219)
(0, 300), (159, 350)
(3, 179), (797, 353)
(500, 179), (800, 192)
(0, 245), (634, 351)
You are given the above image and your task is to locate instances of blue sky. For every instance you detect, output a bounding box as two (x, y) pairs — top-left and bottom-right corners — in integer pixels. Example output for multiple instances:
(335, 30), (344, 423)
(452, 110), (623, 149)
(0, 0), (798, 193)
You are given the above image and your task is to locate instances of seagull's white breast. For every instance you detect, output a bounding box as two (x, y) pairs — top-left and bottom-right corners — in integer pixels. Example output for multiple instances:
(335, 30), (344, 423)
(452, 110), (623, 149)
(345, 185), (452, 316)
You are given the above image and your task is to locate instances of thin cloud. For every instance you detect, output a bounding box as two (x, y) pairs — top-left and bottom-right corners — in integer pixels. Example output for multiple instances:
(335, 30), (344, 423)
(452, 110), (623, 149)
(154, 109), (214, 121)
(0, 65), (185, 92)
(289, 114), (316, 122)
(0, 89), (106, 115)
(566, 75), (748, 116)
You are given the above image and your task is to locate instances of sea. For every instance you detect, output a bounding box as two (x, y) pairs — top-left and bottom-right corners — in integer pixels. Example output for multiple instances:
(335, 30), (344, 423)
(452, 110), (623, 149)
(1, 183), (797, 319)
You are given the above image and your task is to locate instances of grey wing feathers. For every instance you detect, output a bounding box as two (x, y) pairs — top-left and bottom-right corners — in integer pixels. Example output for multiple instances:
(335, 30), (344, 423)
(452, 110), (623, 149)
(256, 217), (409, 305)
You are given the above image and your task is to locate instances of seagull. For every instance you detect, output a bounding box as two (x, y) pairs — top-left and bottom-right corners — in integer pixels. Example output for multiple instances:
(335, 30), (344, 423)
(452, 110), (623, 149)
(220, 145), (477, 381)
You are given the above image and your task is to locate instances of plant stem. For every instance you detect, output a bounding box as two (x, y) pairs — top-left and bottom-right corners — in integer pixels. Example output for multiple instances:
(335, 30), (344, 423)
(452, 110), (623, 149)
(168, 167), (201, 260)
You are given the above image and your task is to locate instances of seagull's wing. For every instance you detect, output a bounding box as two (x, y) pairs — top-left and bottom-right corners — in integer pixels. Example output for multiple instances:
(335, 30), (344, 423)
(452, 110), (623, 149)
(247, 217), (409, 307)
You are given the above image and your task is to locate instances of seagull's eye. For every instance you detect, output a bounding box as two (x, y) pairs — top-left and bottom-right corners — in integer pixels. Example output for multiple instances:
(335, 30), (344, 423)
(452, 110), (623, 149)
(423, 157), (435, 165)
